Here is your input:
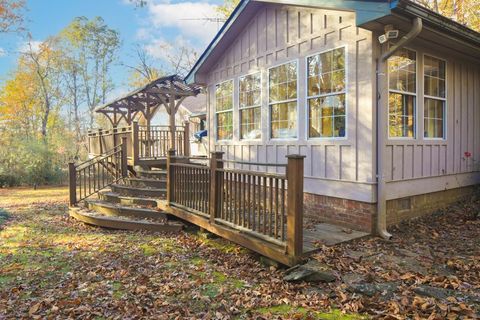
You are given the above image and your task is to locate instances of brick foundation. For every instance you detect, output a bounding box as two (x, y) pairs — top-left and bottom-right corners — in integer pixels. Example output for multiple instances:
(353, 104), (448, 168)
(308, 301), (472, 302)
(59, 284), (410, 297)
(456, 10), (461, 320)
(303, 185), (479, 234)
(303, 193), (376, 233)
(386, 185), (479, 226)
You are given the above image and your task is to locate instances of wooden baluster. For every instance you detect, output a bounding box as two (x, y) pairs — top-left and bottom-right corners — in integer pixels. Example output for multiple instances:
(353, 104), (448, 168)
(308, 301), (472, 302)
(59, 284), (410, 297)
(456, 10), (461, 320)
(262, 176), (267, 235)
(269, 176), (273, 237)
(183, 121), (190, 157)
(274, 178), (278, 239)
(253, 175), (257, 231)
(121, 137), (128, 178)
(286, 155), (305, 262)
(281, 178), (286, 241)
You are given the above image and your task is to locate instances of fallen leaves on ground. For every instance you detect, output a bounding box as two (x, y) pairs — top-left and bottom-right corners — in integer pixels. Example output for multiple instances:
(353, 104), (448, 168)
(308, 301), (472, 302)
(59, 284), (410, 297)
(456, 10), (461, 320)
(0, 186), (479, 319)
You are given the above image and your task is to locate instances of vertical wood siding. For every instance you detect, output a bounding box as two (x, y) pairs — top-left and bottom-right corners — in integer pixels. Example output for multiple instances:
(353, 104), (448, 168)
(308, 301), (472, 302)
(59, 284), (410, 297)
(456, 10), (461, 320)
(203, 4), (376, 203)
(384, 45), (480, 189)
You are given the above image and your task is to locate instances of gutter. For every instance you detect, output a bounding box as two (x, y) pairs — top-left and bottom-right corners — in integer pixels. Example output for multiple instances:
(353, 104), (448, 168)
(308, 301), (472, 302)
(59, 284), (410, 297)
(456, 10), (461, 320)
(375, 17), (422, 240)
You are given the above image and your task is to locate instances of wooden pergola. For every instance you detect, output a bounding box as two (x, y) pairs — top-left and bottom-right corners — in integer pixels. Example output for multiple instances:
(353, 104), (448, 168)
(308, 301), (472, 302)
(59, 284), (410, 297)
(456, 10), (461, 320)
(94, 75), (202, 147)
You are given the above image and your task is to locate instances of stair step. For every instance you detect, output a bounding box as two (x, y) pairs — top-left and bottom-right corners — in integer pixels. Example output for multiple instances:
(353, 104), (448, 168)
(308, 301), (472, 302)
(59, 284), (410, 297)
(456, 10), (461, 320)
(69, 207), (183, 232)
(85, 199), (166, 221)
(127, 177), (166, 189)
(111, 184), (167, 198)
(135, 168), (167, 179)
(98, 191), (158, 207)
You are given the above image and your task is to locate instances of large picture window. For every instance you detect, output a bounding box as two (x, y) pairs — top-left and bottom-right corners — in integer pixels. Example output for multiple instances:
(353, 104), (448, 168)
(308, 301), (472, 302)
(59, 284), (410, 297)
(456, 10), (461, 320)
(239, 72), (261, 139)
(307, 47), (346, 138)
(215, 80), (233, 140)
(388, 48), (416, 138)
(269, 61), (297, 139)
(424, 55), (446, 139)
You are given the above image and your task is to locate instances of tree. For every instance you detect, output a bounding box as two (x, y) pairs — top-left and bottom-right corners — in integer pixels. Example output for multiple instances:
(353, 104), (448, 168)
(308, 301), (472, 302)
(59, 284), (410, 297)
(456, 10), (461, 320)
(0, 0), (25, 33)
(158, 42), (198, 78)
(60, 17), (121, 127)
(216, 0), (240, 19)
(413, 0), (479, 31)
(19, 38), (63, 140)
(126, 45), (164, 88)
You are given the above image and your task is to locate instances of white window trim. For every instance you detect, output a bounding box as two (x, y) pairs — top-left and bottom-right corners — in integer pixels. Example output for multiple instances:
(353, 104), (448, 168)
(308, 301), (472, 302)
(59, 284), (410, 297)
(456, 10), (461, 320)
(387, 47), (418, 140)
(422, 53), (447, 141)
(238, 71), (262, 141)
(305, 45), (348, 140)
(214, 79), (234, 142)
(267, 59), (299, 141)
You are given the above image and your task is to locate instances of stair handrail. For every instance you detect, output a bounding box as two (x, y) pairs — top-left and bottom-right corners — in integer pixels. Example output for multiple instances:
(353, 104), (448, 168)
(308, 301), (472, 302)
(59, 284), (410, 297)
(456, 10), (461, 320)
(69, 137), (128, 206)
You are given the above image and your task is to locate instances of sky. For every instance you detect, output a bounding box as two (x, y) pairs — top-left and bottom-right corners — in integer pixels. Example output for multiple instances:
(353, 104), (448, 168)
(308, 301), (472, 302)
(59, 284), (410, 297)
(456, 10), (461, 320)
(0, 0), (224, 97)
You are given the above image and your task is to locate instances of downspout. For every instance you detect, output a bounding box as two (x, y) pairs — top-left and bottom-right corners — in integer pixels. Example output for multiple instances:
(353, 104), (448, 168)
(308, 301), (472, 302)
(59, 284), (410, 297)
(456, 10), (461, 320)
(376, 17), (422, 240)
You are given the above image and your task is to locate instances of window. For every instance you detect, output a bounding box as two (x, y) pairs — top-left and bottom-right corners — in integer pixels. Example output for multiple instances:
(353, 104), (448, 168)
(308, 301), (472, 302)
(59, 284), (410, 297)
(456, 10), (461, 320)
(388, 48), (416, 138)
(215, 80), (233, 140)
(307, 47), (346, 138)
(239, 72), (261, 139)
(269, 61), (297, 139)
(424, 55), (446, 139)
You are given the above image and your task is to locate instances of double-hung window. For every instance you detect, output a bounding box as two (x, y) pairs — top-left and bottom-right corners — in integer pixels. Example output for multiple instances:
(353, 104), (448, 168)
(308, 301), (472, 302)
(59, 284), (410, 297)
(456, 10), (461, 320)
(269, 61), (297, 139)
(239, 72), (261, 140)
(388, 48), (417, 138)
(424, 55), (446, 139)
(307, 47), (346, 138)
(215, 80), (233, 140)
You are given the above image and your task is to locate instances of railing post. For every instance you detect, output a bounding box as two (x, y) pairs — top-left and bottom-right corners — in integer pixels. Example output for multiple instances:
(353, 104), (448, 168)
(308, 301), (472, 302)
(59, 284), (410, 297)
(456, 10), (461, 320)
(121, 137), (128, 178)
(166, 149), (176, 207)
(112, 125), (117, 150)
(68, 162), (77, 207)
(132, 121), (139, 165)
(183, 120), (190, 157)
(209, 151), (224, 223)
(286, 154), (305, 263)
(98, 128), (103, 155)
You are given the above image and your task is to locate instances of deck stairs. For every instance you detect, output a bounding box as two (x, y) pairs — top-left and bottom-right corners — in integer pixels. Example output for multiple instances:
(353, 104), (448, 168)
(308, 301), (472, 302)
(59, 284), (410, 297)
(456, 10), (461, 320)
(69, 165), (183, 232)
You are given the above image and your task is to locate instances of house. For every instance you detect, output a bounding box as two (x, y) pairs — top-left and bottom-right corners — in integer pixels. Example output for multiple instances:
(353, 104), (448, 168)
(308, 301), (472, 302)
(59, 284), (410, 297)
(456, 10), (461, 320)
(185, 0), (480, 236)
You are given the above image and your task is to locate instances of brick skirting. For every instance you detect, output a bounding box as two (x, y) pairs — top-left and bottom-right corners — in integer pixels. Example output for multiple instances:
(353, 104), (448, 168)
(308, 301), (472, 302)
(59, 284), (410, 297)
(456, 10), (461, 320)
(386, 185), (479, 226)
(303, 185), (479, 233)
(303, 193), (376, 233)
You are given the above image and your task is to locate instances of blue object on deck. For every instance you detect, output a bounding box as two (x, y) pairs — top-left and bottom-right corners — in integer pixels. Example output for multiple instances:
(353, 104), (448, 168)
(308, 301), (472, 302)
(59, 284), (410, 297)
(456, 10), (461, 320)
(194, 130), (208, 141)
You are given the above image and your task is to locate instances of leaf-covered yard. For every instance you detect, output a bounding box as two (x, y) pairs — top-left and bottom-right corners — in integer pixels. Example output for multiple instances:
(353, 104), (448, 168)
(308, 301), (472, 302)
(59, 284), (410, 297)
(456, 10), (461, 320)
(0, 186), (479, 319)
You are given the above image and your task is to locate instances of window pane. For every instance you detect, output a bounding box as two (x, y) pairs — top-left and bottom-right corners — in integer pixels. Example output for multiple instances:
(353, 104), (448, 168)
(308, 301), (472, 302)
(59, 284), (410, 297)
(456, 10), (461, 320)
(215, 80), (233, 111)
(424, 55), (446, 98)
(388, 48), (416, 93)
(389, 93), (416, 137)
(239, 72), (261, 108)
(217, 111), (233, 140)
(271, 102), (297, 138)
(307, 47), (346, 97)
(240, 107), (261, 140)
(269, 61), (297, 103)
(308, 94), (346, 138)
(424, 98), (444, 138)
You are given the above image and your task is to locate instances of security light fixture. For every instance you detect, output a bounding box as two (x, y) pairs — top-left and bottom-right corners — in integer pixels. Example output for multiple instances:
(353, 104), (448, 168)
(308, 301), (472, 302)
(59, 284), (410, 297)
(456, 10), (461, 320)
(386, 30), (399, 39)
(378, 25), (399, 44)
(378, 34), (388, 44)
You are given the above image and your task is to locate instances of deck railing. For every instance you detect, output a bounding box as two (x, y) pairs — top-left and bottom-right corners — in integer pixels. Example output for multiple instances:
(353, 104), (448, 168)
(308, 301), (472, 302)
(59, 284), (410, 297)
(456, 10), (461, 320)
(166, 151), (305, 265)
(69, 137), (128, 206)
(137, 124), (188, 159)
(87, 121), (190, 164)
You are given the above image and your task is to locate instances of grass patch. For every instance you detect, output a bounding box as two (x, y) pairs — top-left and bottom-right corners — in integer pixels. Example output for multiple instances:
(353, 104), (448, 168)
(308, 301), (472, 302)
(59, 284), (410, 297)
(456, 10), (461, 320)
(253, 305), (367, 319)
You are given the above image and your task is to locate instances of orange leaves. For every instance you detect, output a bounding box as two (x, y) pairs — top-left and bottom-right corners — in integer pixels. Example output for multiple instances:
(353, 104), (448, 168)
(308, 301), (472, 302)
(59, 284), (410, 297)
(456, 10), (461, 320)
(0, 0), (25, 33)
